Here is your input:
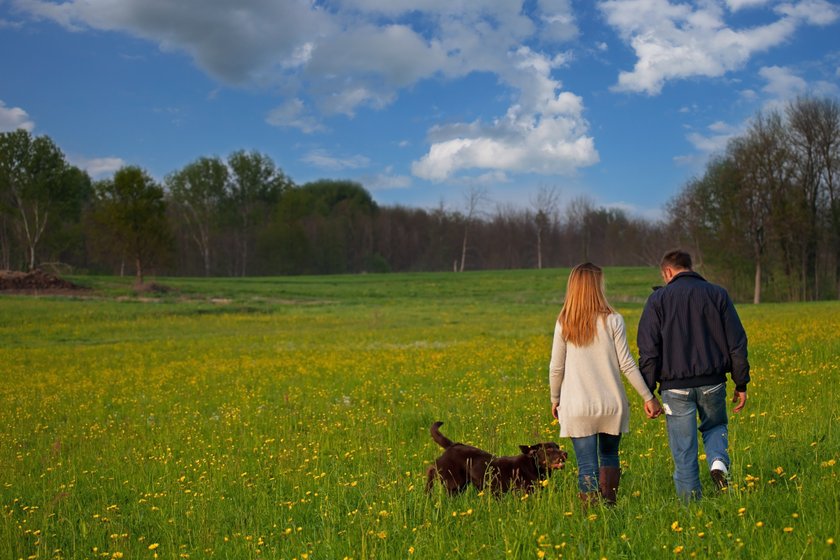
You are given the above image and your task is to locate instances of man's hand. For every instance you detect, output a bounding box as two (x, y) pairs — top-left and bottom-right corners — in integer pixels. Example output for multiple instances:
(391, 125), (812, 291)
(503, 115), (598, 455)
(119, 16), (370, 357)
(551, 402), (559, 420)
(732, 390), (747, 413)
(644, 398), (663, 419)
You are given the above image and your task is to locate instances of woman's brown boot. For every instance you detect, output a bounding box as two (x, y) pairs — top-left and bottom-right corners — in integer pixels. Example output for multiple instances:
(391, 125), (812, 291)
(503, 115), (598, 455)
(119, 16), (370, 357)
(578, 491), (600, 508)
(599, 467), (621, 506)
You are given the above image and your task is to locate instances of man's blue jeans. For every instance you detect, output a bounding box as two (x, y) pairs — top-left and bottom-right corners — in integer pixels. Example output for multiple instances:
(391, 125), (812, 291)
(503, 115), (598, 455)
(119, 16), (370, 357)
(662, 383), (730, 501)
(570, 433), (621, 493)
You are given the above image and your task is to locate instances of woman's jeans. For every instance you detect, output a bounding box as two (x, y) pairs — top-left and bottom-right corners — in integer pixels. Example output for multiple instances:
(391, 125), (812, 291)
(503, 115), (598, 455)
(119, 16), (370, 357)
(570, 433), (621, 493)
(662, 383), (730, 501)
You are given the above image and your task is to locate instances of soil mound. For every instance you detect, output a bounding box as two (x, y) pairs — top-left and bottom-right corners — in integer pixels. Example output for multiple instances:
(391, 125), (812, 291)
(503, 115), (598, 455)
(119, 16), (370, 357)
(0, 269), (88, 293)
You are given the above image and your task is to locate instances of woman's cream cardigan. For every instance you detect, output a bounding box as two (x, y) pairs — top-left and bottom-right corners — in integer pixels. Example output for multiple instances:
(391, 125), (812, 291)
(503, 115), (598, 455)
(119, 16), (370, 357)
(549, 312), (654, 438)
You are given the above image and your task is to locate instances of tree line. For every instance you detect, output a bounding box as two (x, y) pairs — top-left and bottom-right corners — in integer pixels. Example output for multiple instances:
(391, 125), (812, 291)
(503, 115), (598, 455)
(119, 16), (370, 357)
(1, 96), (838, 302)
(666, 97), (840, 302)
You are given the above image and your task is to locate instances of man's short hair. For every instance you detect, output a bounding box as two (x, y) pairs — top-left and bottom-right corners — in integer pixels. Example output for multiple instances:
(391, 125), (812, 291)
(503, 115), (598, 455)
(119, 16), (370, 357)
(661, 250), (692, 270)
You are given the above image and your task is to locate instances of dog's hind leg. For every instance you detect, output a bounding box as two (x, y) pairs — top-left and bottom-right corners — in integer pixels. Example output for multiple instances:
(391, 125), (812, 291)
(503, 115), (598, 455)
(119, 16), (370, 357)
(425, 465), (438, 494)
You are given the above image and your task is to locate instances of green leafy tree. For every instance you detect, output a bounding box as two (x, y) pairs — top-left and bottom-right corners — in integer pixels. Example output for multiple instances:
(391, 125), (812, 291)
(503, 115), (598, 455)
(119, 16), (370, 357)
(0, 129), (90, 270)
(92, 166), (171, 283)
(166, 156), (228, 276)
(274, 179), (377, 273)
(226, 150), (293, 276)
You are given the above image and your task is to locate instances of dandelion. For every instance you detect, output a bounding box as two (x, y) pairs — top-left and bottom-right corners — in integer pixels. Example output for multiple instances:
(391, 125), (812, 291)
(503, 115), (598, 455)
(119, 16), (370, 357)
(148, 543), (160, 550)
(537, 551), (545, 559)
(408, 547), (415, 555)
(671, 521), (683, 532)
(827, 538), (834, 546)
(783, 527), (794, 534)
(755, 522), (764, 528)
(674, 545), (684, 554)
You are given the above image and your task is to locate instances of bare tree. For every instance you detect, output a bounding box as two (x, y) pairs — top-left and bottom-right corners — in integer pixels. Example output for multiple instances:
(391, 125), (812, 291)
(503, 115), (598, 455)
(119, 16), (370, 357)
(730, 111), (791, 304)
(786, 98), (826, 299)
(807, 98), (840, 298)
(530, 185), (561, 269)
(459, 186), (488, 272)
(565, 195), (595, 262)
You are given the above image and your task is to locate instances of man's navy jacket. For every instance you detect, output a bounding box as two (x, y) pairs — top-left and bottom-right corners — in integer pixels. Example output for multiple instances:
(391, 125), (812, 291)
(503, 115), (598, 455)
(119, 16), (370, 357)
(637, 271), (750, 394)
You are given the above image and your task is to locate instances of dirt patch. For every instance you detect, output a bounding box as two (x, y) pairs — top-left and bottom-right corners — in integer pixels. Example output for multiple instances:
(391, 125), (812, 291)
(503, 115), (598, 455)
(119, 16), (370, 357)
(0, 269), (90, 294)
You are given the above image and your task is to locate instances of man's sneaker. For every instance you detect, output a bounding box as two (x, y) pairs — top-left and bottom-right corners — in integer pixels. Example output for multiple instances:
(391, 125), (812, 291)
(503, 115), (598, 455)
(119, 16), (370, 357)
(710, 469), (728, 491)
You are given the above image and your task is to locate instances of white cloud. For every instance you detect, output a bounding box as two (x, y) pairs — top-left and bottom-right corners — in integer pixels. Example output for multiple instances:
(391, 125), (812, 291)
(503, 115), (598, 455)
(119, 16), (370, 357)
(0, 18), (23, 29)
(360, 167), (413, 190)
(676, 119), (743, 165)
(266, 99), (325, 134)
(759, 65), (808, 99)
(537, 0), (580, 43)
(71, 156), (126, 178)
(757, 65), (840, 110)
(775, 0), (839, 25)
(11, 0), (579, 119)
(724, 0), (773, 11)
(0, 100), (35, 132)
(15, 0), (333, 84)
(599, 0), (838, 95)
(412, 47), (598, 181)
(13, 1), (595, 181)
(302, 149), (370, 171)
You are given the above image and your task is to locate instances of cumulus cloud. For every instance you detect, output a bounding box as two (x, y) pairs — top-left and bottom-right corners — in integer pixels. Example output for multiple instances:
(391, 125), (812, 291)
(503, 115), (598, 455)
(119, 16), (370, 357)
(599, 0), (839, 95)
(412, 47), (598, 181)
(71, 156), (126, 178)
(266, 99), (325, 134)
(758, 65), (840, 109)
(13, 0), (596, 181)
(759, 65), (808, 99)
(0, 100), (35, 132)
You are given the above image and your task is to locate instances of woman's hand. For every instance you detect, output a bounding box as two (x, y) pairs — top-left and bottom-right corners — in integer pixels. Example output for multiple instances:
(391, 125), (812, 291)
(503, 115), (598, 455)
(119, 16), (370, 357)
(644, 397), (663, 419)
(551, 402), (559, 420)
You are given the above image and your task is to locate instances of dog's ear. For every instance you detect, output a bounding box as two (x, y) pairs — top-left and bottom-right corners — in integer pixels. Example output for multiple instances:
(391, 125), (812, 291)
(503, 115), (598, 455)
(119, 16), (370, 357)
(519, 445), (533, 455)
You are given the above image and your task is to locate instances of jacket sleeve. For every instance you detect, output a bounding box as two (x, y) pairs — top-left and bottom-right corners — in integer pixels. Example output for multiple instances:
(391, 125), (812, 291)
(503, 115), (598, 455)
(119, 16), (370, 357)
(548, 321), (566, 405)
(636, 297), (662, 394)
(722, 293), (750, 391)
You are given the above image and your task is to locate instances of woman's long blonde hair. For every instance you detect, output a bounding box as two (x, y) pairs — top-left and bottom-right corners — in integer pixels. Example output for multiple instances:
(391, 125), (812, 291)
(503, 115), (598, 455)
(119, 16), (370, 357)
(558, 262), (615, 347)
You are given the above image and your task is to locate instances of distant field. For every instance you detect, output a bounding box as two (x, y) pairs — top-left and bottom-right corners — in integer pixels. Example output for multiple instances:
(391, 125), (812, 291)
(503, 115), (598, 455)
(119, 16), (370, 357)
(1, 268), (838, 559)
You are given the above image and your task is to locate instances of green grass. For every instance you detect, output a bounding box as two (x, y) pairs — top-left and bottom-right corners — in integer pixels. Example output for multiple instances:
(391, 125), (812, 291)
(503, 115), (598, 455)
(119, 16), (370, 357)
(1, 268), (838, 559)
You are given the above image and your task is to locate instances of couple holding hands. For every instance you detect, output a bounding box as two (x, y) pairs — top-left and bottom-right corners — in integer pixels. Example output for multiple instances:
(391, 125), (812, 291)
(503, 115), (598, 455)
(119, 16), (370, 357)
(549, 251), (750, 505)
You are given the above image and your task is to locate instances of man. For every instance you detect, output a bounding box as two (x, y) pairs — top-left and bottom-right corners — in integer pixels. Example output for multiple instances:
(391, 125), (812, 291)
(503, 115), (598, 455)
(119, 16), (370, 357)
(637, 250), (750, 501)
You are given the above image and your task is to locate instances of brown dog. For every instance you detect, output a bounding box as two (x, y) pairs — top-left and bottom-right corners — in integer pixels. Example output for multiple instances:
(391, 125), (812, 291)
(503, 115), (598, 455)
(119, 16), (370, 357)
(425, 421), (567, 495)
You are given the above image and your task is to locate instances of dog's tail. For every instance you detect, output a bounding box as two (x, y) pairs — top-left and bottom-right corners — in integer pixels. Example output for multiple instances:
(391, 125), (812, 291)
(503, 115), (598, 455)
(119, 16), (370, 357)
(430, 421), (455, 449)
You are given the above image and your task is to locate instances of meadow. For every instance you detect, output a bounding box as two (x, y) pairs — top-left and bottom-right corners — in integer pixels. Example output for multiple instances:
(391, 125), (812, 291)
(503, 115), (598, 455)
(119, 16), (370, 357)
(1, 268), (838, 559)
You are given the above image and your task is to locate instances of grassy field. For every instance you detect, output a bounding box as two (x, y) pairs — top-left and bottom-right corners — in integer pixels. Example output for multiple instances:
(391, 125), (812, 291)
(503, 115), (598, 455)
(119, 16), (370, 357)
(1, 268), (838, 559)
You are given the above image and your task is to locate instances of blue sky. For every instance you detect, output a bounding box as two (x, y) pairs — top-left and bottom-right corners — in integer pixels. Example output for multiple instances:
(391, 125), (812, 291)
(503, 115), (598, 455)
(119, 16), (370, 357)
(1, 0), (839, 219)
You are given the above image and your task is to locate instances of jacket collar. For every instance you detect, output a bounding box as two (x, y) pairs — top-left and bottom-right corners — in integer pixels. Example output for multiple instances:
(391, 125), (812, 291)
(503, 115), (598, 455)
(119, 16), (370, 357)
(669, 270), (706, 284)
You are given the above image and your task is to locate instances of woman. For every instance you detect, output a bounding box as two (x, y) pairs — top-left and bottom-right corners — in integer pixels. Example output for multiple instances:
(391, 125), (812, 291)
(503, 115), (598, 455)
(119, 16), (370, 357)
(549, 263), (661, 506)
